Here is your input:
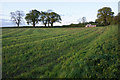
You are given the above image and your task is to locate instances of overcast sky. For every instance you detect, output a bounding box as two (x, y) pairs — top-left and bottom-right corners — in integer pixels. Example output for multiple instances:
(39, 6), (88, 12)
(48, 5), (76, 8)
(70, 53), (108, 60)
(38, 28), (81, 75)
(0, 0), (119, 27)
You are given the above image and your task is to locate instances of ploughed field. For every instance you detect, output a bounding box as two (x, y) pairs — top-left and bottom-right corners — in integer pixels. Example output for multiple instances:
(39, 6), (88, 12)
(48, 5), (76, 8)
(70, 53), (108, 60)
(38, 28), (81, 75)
(2, 25), (120, 78)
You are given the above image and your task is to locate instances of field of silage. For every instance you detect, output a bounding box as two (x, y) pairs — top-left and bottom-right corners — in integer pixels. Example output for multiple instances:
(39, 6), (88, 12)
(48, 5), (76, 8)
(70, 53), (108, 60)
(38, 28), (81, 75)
(2, 25), (120, 78)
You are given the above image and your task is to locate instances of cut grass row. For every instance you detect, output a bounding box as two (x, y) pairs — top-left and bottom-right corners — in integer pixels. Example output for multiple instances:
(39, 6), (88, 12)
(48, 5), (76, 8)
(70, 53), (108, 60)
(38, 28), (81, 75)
(3, 28), (100, 77)
(2, 25), (120, 78)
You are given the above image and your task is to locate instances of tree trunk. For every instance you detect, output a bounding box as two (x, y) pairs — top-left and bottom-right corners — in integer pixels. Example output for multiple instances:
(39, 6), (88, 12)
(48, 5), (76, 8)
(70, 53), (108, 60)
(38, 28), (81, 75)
(45, 24), (46, 27)
(48, 23), (49, 27)
(16, 22), (19, 28)
(33, 22), (35, 27)
(17, 23), (19, 28)
(51, 23), (53, 27)
(33, 24), (35, 27)
(104, 17), (107, 26)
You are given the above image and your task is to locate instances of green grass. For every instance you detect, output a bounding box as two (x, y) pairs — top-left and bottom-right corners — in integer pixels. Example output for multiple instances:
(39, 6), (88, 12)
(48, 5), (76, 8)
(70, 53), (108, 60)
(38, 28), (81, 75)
(2, 25), (120, 78)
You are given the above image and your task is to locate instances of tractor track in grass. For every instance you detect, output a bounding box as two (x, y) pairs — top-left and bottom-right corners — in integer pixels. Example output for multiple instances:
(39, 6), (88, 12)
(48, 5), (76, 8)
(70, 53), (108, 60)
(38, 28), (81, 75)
(2, 28), (87, 46)
(2, 29), (29, 38)
(3, 28), (99, 60)
(3, 26), (118, 78)
(3, 28), (96, 49)
(24, 28), (105, 77)
(3, 28), (103, 77)
(54, 28), (106, 65)
(3, 28), (95, 61)
(2, 28), (19, 33)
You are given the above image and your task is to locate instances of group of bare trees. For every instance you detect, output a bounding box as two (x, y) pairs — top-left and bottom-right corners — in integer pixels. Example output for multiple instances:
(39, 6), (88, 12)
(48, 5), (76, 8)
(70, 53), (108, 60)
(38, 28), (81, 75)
(10, 9), (62, 27)
(10, 11), (24, 27)
(78, 17), (87, 24)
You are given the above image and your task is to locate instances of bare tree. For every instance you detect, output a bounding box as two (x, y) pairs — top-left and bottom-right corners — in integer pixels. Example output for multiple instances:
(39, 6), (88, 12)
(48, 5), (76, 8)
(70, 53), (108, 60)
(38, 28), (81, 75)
(81, 17), (87, 24)
(10, 10), (24, 27)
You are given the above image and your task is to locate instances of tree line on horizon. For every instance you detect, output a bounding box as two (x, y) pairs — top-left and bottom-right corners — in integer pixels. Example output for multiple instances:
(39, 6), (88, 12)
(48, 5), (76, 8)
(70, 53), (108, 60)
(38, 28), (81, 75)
(10, 7), (120, 28)
(69, 7), (120, 27)
(10, 9), (61, 27)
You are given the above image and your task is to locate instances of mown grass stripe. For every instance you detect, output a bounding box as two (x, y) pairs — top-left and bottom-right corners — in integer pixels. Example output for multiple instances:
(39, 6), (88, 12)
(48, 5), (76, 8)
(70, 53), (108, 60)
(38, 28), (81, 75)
(2, 25), (119, 78)
(3, 28), (101, 77)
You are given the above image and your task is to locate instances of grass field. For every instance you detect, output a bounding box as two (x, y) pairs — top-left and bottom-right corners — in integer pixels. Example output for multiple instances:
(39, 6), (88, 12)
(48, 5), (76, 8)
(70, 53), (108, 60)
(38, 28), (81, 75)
(2, 25), (120, 78)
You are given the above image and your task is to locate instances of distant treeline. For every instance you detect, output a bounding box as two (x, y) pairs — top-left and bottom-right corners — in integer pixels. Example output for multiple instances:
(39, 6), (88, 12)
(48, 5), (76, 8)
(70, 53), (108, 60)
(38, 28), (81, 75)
(10, 9), (61, 28)
(63, 22), (99, 27)
(10, 7), (120, 28)
(64, 7), (120, 27)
